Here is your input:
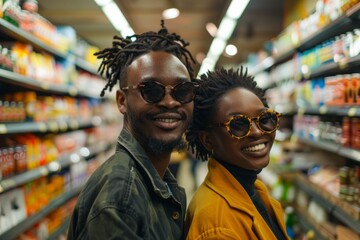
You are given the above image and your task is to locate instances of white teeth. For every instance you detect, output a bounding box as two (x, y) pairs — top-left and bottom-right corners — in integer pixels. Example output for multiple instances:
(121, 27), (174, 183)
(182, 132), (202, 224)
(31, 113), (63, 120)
(156, 118), (178, 123)
(243, 143), (265, 152)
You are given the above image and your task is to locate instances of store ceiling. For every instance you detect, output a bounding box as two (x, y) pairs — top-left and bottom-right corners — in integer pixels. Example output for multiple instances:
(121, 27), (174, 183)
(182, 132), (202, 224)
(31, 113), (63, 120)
(38, 0), (284, 75)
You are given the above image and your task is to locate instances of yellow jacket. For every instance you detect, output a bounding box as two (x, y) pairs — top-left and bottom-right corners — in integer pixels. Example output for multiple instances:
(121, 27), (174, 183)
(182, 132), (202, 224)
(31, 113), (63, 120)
(186, 158), (289, 240)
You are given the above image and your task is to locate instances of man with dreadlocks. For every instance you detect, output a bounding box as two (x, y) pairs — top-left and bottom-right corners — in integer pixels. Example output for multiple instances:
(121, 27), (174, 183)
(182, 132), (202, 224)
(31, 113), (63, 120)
(68, 21), (197, 240)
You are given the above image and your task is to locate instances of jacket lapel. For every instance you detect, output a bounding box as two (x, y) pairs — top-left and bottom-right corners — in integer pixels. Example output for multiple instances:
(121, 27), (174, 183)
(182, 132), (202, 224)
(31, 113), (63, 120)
(204, 158), (288, 239)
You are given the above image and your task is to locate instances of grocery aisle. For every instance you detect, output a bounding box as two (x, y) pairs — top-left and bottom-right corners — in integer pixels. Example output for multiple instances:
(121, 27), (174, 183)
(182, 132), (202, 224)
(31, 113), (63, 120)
(0, 0), (122, 239)
(243, 0), (360, 239)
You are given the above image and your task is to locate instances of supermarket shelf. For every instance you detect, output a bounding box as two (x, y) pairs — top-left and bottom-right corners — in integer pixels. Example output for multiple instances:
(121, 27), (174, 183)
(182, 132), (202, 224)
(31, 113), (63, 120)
(297, 136), (341, 154)
(75, 57), (99, 76)
(295, 208), (328, 240)
(0, 186), (82, 240)
(347, 2), (360, 19)
(261, 3), (360, 71)
(0, 19), (99, 76)
(249, 56), (274, 75)
(296, 106), (360, 117)
(0, 68), (70, 94)
(297, 13), (353, 52)
(0, 68), (101, 98)
(304, 55), (360, 79)
(0, 141), (112, 194)
(272, 49), (297, 68)
(0, 18), (67, 58)
(0, 117), (103, 135)
(294, 175), (360, 234)
(296, 136), (360, 162)
(48, 218), (71, 240)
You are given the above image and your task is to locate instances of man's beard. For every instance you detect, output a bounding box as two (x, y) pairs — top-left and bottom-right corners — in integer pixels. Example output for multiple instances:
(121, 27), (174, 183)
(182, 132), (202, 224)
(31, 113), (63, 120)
(148, 137), (181, 154)
(127, 106), (183, 154)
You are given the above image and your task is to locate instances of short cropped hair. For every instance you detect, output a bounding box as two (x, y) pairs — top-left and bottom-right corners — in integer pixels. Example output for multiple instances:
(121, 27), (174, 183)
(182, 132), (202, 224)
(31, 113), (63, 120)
(186, 67), (268, 161)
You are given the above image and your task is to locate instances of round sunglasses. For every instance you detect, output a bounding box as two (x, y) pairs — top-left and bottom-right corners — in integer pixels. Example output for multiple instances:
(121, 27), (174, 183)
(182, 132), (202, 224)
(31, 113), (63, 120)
(210, 109), (281, 140)
(121, 81), (199, 104)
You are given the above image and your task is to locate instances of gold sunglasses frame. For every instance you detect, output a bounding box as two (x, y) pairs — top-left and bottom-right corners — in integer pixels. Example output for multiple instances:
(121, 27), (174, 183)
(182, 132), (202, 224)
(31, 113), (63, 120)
(215, 109), (281, 140)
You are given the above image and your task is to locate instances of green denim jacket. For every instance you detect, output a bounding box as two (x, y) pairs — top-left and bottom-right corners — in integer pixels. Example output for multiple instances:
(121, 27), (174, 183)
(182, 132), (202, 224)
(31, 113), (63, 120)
(68, 128), (186, 240)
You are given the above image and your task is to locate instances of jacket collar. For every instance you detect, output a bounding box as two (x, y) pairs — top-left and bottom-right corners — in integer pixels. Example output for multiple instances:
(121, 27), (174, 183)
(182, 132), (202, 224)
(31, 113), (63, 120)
(116, 128), (179, 199)
(205, 158), (286, 228)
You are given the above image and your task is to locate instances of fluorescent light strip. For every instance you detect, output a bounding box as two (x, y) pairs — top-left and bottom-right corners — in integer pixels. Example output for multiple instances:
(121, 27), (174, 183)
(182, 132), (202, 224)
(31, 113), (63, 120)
(208, 38), (227, 59)
(95, 0), (134, 37)
(198, 0), (250, 76)
(94, 0), (112, 6)
(226, 0), (250, 19)
(216, 17), (237, 40)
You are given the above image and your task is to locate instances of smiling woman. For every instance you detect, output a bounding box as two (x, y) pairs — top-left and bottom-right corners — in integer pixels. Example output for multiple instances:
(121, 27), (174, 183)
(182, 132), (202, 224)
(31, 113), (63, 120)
(185, 67), (290, 240)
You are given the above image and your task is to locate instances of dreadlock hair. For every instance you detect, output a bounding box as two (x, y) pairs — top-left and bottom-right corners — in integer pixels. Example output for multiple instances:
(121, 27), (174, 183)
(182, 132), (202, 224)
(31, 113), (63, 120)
(186, 67), (268, 162)
(95, 20), (196, 97)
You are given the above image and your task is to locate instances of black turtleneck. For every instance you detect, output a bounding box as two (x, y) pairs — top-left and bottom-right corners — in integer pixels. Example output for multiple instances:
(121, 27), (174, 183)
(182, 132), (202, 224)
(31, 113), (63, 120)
(218, 159), (287, 240)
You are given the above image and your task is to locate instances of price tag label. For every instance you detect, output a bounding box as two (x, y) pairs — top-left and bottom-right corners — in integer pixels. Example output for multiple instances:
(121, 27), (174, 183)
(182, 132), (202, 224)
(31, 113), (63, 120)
(319, 106), (328, 114)
(48, 121), (59, 132)
(297, 107), (306, 116)
(69, 87), (78, 96)
(339, 59), (348, 70)
(40, 167), (49, 176)
(38, 122), (47, 132)
(294, 73), (302, 81)
(1, 179), (16, 190)
(41, 82), (49, 90)
(70, 119), (79, 129)
(348, 107), (357, 117)
(58, 120), (68, 131)
(0, 124), (7, 134)
(290, 134), (298, 144)
(304, 70), (311, 79)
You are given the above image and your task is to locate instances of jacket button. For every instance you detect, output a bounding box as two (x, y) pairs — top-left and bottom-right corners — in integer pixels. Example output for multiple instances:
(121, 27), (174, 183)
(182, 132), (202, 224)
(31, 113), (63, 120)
(172, 211), (180, 220)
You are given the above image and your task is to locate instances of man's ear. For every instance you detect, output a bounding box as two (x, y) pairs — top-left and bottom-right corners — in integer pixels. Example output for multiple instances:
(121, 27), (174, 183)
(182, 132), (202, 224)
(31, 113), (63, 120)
(199, 131), (214, 152)
(116, 90), (127, 114)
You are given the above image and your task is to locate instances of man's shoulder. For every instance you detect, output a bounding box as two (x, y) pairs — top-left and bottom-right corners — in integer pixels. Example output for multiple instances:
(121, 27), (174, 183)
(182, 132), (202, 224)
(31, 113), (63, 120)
(86, 150), (138, 189)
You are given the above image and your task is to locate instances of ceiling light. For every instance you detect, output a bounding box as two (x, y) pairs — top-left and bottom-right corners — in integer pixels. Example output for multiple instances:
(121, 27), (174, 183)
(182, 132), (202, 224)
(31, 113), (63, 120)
(208, 38), (226, 58)
(216, 17), (237, 40)
(94, 0), (135, 38)
(121, 26), (136, 39)
(198, 0), (251, 76)
(206, 22), (217, 37)
(198, 58), (216, 76)
(226, 0), (250, 19)
(225, 44), (238, 56)
(101, 2), (125, 30)
(94, 0), (112, 7)
(162, 8), (180, 19)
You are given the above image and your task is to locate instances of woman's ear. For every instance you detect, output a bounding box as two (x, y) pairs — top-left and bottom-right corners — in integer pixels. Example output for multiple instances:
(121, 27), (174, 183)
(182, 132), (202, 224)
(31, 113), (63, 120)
(199, 131), (213, 152)
(116, 90), (127, 114)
